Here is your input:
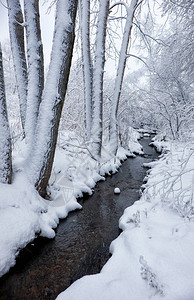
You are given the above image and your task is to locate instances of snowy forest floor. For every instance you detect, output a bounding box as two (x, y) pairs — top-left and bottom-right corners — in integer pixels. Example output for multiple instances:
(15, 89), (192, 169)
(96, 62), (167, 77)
(56, 136), (194, 300)
(0, 127), (142, 278)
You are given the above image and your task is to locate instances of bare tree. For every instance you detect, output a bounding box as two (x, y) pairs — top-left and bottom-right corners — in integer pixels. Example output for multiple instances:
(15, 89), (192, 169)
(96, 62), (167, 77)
(78, 0), (110, 158)
(79, 0), (93, 140)
(6, 0), (27, 133)
(109, 0), (142, 155)
(0, 44), (12, 184)
(24, 0), (44, 148)
(91, 0), (110, 158)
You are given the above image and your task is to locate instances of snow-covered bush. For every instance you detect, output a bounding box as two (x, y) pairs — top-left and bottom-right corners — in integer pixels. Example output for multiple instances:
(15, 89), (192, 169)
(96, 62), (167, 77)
(143, 142), (194, 219)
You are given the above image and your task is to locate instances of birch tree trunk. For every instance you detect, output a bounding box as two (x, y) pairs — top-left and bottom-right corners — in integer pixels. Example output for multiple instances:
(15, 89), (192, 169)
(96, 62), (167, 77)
(7, 0), (27, 134)
(109, 0), (139, 155)
(91, 0), (109, 158)
(79, 0), (93, 140)
(0, 44), (12, 184)
(24, 0), (44, 147)
(27, 0), (78, 197)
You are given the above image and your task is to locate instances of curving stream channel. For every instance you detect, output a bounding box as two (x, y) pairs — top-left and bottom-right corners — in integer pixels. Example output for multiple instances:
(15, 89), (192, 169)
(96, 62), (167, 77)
(0, 137), (158, 300)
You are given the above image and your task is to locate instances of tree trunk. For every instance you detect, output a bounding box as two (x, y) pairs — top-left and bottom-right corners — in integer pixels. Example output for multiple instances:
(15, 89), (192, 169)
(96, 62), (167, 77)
(91, 0), (109, 158)
(79, 0), (93, 140)
(0, 44), (12, 184)
(109, 0), (139, 155)
(24, 0), (44, 148)
(27, 0), (78, 198)
(7, 0), (27, 134)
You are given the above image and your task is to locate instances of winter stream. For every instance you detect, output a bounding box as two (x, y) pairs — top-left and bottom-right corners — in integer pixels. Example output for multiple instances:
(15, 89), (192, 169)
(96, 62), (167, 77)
(0, 137), (158, 300)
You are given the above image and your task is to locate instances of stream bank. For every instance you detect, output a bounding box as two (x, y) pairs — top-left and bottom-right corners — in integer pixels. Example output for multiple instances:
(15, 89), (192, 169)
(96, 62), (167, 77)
(0, 137), (158, 300)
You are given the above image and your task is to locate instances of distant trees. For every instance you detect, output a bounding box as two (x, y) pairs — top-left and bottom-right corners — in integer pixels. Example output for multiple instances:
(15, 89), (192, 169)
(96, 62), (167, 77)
(79, 0), (143, 158)
(145, 0), (194, 139)
(117, 0), (194, 139)
(79, 0), (110, 158)
(1, 42), (16, 94)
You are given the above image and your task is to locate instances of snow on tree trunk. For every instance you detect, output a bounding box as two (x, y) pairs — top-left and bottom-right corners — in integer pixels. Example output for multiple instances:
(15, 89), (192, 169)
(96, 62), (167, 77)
(24, 0), (44, 148)
(91, 0), (109, 158)
(27, 0), (78, 198)
(0, 44), (12, 184)
(7, 0), (27, 134)
(79, 0), (93, 140)
(109, 0), (139, 155)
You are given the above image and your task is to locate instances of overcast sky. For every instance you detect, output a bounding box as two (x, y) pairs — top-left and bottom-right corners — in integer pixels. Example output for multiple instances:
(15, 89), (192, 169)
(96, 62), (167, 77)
(0, 0), (55, 66)
(0, 0), (159, 76)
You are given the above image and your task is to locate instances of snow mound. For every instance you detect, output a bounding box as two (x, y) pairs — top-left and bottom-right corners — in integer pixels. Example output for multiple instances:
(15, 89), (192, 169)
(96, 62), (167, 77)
(114, 187), (120, 194)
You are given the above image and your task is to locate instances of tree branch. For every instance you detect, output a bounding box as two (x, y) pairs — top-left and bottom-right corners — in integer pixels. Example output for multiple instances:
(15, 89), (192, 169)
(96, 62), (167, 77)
(126, 53), (150, 69)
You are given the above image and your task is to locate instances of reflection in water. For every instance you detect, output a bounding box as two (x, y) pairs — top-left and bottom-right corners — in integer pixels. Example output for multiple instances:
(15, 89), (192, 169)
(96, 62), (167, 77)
(0, 137), (158, 300)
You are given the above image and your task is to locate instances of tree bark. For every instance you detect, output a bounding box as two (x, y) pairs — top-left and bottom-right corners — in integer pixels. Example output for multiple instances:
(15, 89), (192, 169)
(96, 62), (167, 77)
(7, 0), (27, 134)
(0, 44), (12, 184)
(27, 0), (78, 198)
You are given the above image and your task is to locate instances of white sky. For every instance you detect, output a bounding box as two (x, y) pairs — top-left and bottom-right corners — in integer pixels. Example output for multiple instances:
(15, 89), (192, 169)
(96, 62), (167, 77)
(0, 0), (55, 66)
(0, 1), (9, 41)
(0, 1), (164, 77)
(0, 1), (120, 74)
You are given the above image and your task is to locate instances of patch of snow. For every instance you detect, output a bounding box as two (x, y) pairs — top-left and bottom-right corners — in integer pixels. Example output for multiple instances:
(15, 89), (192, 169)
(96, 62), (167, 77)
(114, 187), (120, 194)
(127, 126), (143, 155)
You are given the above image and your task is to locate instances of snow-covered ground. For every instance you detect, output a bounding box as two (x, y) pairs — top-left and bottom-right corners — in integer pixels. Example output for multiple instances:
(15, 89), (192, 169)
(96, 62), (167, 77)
(0, 128), (142, 278)
(57, 137), (194, 300)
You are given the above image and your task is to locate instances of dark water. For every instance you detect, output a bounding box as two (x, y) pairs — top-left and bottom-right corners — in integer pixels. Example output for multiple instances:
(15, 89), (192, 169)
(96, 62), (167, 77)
(0, 137), (158, 300)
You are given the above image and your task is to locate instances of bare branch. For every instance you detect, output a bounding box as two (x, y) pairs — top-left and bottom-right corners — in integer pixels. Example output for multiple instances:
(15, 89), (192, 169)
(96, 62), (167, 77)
(126, 53), (150, 69)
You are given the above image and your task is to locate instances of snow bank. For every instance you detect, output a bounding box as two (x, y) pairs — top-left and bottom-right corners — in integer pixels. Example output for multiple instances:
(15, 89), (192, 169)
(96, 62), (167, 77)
(57, 140), (194, 300)
(0, 168), (81, 277)
(128, 126), (143, 154)
(0, 129), (142, 277)
(114, 187), (120, 194)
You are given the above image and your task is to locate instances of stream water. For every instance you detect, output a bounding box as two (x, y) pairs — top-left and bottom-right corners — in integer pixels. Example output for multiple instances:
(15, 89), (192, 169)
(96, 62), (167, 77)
(0, 137), (158, 300)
